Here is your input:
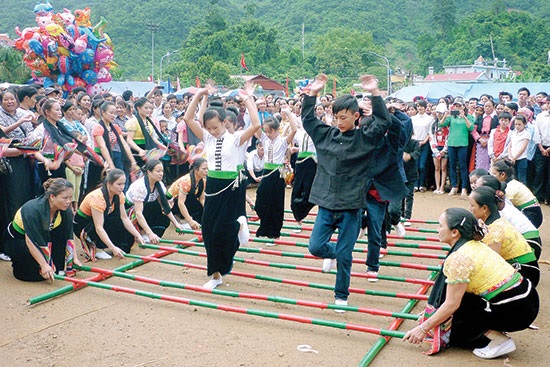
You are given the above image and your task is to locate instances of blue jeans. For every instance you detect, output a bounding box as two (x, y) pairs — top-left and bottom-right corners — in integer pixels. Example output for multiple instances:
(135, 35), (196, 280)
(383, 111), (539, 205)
(308, 207), (361, 301)
(514, 158), (528, 185)
(447, 146), (468, 189)
(416, 143), (429, 187)
(365, 195), (387, 272)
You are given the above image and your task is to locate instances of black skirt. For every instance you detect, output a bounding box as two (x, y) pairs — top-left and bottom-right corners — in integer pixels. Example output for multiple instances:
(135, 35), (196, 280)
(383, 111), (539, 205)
(201, 177), (240, 276)
(142, 200), (171, 238)
(449, 278), (539, 349)
(73, 211), (135, 253)
(255, 168), (285, 238)
(290, 156), (317, 222)
(5, 223), (68, 282)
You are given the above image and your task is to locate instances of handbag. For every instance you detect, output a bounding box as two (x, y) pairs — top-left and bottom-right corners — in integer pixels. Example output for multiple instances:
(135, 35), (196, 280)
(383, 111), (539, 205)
(418, 305), (452, 355)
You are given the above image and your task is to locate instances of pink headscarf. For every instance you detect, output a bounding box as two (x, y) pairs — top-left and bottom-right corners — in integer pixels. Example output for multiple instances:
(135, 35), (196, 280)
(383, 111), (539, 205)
(518, 107), (534, 123)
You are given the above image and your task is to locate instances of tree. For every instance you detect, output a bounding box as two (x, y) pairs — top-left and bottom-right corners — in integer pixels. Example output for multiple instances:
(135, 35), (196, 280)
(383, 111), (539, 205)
(311, 28), (377, 84)
(0, 48), (31, 83)
(432, 0), (457, 36)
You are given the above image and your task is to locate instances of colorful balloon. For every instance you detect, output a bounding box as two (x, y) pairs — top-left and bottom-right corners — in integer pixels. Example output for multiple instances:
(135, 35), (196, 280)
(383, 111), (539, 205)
(34, 1), (54, 16)
(86, 83), (103, 96)
(79, 48), (95, 64)
(45, 23), (65, 37)
(74, 7), (92, 27)
(17, 3), (114, 94)
(94, 46), (113, 66)
(96, 67), (112, 83)
(36, 14), (53, 28)
(28, 39), (44, 56)
(81, 69), (97, 84)
(73, 35), (87, 54)
(92, 16), (108, 38)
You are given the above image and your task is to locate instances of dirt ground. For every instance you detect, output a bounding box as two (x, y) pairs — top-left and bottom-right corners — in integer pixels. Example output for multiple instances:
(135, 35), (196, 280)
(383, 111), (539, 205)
(1, 188), (548, 367)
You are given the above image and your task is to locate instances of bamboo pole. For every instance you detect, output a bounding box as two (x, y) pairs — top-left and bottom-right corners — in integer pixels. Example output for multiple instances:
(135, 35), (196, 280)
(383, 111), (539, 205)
(140, 243), (436, 286)
(358, 269), (439, 366)
(27, 249), (174, 305)
(76, 264), (419, 320)
(124, 253), (429, 301)
(55, 274), (407, 338)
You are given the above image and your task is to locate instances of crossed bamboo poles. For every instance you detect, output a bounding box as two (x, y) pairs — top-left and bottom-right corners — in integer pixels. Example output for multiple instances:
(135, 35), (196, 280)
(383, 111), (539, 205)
(29, 219), (445, 365)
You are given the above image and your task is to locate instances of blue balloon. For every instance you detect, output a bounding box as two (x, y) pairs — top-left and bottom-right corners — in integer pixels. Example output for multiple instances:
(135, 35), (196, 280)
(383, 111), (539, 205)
(43, 77), (55, 88)
(80, 48), (95, 64)
(79, 27), (106, 50)
(67, 75), (75, 86)
(28, 39), (44, 56)
(81, 70), (97, 84)
(57, 74), (66, 85)
(69, 53), (83, 73)
(47, 41), (58, 55)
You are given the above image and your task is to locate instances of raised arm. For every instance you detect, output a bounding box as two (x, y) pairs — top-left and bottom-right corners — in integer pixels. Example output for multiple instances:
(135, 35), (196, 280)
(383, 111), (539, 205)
(282, 108), (298, 145)
(183, 89), (210, 142)
(360, 75), (392, 139)
(301, 74), (328, 131)
(238, 82), (261, 146)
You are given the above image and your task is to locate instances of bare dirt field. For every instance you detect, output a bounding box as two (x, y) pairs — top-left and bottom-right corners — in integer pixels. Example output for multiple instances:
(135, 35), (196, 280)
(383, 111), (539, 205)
(1, 188), (548, 367)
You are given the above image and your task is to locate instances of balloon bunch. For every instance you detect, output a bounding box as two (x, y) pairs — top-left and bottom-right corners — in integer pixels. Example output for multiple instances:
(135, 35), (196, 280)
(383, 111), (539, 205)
(14, 1), (115, 97)
(294, 79), (311, 95)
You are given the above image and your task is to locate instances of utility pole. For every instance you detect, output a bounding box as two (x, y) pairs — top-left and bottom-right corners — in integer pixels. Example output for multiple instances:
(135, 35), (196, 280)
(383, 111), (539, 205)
(301, 23), (305, 60)
(146, 22), (159, 82)
(367, 51), (392, 95)
(160, 50), (179, 84)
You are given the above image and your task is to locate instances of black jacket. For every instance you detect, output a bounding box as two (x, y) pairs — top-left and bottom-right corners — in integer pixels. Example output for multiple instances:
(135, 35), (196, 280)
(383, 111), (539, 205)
(302, 95), (391, 210)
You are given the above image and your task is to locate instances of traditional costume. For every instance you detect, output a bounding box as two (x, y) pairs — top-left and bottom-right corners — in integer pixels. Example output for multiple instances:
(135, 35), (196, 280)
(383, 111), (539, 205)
(425, 239), (539, 351)
(201, 129), (246, 276)
(5, 195), (75, 281)
(126, 175), (172, 238)
(290, 128), (317, 222)
(167, 173), (205, 223)
(255, 131), (288, 238)
(484, 217), (540, 287)
(74, 186), (134, 260)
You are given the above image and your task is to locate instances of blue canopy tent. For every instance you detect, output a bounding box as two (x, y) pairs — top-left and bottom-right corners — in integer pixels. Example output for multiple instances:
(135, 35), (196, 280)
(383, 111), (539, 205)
(391, 82), (550, 102)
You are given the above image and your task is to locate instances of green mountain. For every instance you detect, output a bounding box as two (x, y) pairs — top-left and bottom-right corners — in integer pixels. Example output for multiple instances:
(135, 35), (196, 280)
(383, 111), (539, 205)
(1, 0), (548, 86)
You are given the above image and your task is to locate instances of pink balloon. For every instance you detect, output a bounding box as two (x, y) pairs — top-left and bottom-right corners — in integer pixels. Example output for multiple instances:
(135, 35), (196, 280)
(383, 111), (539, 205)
(73, 35), (88, 54)
(94, 46), (113, 66)
(87, 83), (103, 96)
(96, 67), (112, 83)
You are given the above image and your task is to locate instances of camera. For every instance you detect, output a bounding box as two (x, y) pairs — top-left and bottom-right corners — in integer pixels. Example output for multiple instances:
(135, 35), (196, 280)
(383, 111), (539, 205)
(451, 110), (459, 117)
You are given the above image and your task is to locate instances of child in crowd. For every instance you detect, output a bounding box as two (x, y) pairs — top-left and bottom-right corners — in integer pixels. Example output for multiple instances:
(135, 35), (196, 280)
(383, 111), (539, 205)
(507, 114), (530, 184)
(488, 112), (512, 164)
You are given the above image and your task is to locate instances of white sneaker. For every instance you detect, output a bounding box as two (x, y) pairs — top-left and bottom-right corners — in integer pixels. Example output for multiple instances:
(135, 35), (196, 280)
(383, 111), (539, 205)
(403, 221), (412, 227)
(379, 252), (385, 259)
(0, 253), (11, 261)
(264, 242), (277, 247)
(367, 270), (379, 283)
(395, 223), (406, 237)
(95, 250), (112, 260)
(322, 258), (336, 272)
(237, 216), (250, 245)
(473, 338), (516, 359)
(334, 299), (347, 313)
(202, 277), (223, 290)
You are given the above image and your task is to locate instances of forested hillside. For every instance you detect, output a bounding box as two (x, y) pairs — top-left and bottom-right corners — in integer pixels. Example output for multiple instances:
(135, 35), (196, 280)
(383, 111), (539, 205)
(1, 0), (548, 87)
